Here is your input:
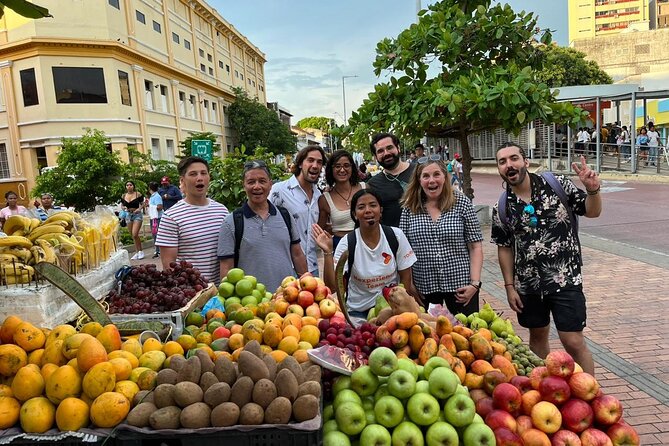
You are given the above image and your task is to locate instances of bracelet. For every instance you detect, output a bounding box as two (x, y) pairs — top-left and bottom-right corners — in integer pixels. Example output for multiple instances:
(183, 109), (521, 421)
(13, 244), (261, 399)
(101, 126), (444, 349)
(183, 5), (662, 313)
(586, 185), (601, 195)
(323, 251), (334, 257)
(470, 283), (481, 290)
(504, 283), (515, 287)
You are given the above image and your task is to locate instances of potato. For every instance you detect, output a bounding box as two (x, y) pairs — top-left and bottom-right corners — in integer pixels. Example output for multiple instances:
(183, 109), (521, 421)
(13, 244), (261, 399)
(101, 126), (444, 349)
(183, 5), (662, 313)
(230, 376), (254, 408)
(126, 402), (157, 428)
(238, 351), (269, 382)
(252, 378), (277, 409)
(168, 355), (186, 372)
(302, 365), (321, 383)
(199, 371), (218, 393)
(243, 340), (263, 358)
(195, 349), (215, 374)
(239, 402), (264, 425)
(176, 356), (201, 383)
(262, 355), (277, 381)
(297, 381), (321, 399)
(149, 406), (181, 430)
(153, 383), (177, 409)
(204, 382), (231, 407)
(277, 356), (304, 383)
(156, 368), (178, 386)
(173, 381), (203, 408)
(264, 397), (291, 424)
(274, 369), (298, 402)
(211, 402), (240, 427)
(180, 402), (211, 429)
(214, 356), (236, 385)
(133, 390), (153, 407)
(292, 394), (319, 422)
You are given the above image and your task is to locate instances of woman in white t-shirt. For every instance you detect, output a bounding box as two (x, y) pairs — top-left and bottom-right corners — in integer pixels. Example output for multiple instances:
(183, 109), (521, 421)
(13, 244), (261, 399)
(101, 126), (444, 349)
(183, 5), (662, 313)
(312, 189), (421, 318)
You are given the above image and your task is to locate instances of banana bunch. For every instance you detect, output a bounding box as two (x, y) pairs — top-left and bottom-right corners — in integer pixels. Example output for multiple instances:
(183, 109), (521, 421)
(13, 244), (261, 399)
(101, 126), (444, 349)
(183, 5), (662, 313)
(27, 221), (68, 243)
(2, 215), (39, 236)
(0, 262), (34, 284)
(43, 211), (78, 231)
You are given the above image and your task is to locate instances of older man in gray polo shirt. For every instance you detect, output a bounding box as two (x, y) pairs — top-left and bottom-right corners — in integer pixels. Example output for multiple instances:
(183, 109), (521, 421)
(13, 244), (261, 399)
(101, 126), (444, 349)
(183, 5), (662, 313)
(218, 160), (308, 291)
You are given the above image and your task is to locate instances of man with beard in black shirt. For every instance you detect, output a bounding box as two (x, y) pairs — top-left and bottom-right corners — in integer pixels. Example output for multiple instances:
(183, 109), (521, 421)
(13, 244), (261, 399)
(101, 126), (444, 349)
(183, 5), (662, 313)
(367, 133), (416, 227)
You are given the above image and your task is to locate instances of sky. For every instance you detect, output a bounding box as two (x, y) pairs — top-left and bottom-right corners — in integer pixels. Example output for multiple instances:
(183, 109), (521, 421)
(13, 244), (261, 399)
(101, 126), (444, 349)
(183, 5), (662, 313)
(212, 1), (569, 124)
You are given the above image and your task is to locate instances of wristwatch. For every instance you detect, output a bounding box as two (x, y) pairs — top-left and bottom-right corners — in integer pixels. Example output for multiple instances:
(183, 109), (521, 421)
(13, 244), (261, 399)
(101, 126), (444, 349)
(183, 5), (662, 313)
(471, 281), (482, 290)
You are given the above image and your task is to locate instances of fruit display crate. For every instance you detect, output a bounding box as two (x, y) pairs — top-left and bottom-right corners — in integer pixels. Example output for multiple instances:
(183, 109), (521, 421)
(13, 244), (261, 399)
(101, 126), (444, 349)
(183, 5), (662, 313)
(108, 283), (217, 339)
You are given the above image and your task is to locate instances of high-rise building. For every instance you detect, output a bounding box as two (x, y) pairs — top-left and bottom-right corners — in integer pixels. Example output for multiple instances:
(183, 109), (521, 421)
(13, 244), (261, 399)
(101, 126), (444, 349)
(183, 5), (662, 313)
(568, 0), (652, 43)
(0, 0), (266, 196)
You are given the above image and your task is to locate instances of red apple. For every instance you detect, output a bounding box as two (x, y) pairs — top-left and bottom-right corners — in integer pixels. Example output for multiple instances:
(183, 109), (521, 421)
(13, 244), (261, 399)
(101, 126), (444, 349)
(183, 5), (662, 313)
(313, 284), (330, 302)
(516, 415), (534, 435)
(561, 398), (594, 433)
(530, 366), (549, 390)
(280, 276), (297, 288)
(493, 382), (523, 416)
(305, 302), (320, 318)
(319, 298), (337, 317)
(539, 375), (571, 405)
(580, 428), (613, 446)
(283, 285), (299, 303)
(531, 401), (562, 434)
(286, 304), (304, 316)
(483, 369), (509, 395)
(522, 389), (543, 416)
(591, 395), (623, 426)
(299, 273), (318, 292)
(545, 350), (576, 379)
(510, 375), (533, 394)
(298, 290), (315, 307)
(606, 421), (640, 446)
(469, 388), (488, 403)
(485, 409), (518, 432)
(475, 396), (494, 418)
(552, 429), (583, 446)
(520, 428), (551, 446)
(569, 372), (601, 402)
(494, 427), (523, 446)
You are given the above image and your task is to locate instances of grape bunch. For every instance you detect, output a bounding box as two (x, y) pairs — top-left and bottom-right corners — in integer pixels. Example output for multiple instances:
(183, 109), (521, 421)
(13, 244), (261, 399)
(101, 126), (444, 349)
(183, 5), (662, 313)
(107, 261), (208, 314)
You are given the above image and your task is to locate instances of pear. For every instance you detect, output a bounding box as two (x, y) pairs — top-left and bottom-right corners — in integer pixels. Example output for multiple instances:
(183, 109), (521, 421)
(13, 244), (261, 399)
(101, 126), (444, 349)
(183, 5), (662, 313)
(489, 318), (507, 336)
(454, 313), (468, 325)
(478, 303), (496, 324)
(470, 318), (488, 330)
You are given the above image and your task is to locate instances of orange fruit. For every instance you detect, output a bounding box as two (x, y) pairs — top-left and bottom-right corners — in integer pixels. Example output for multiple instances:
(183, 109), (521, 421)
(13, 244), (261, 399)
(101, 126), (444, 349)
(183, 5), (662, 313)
(299, 325), (320, 348)
(13, 322), (46, 351)
(282, 325), (300, 340)
(278, 336), (298, 355)
(282, 313), (302, 331)
(0, 316), (23, 344)
(301, 316), (318, 327)
(195, 331), (212, 345)
(162, 341), (184, 357)
(269, 350), (288, 363)
(227, 333), (244, 351)
(176, 335), (197, 352)
(142, 338), (162, 354)
(292, 349), (310, 363)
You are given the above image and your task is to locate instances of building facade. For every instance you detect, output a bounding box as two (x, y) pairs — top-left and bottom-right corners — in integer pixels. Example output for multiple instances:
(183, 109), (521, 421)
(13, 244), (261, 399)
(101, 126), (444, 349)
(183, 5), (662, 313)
(0, 0), (266, 198)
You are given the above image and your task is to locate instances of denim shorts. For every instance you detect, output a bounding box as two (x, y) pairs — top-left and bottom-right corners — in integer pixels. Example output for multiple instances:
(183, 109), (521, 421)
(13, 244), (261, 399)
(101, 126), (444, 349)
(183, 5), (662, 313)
(127, 212), (143, 223)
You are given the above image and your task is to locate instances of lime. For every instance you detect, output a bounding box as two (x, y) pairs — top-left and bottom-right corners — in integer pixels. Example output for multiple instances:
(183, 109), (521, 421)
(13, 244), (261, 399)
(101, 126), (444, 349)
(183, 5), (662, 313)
(244, 275), (258, 289)
(185, 312), (204, 327)
(225, 297), (241, 307)
(265, 292), (273, 300)
(256, 283), (266, 295)
(226, 268), (245, 284)
(235, 279), (254, 297)
(218, 281), (235, 298)
(251, 289), (263, 300)
(241, 295), (258, 307)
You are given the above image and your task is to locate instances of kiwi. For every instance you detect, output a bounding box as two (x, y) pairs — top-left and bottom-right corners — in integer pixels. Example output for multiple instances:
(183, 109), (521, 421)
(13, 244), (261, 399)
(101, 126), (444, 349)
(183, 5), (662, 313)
(153, 384), (177, 409)
(264, 396), (292, 424)
(302, 365), (321, 383)
(230, 376), (254, 408)
(156, 368), (178, 386)
(176, 355), (201, 384)
(180, 402), (212, 429)
(149, 406), (181, 430)
(239, 402), (264, 425)
(297, 381), (321, 399)
(168, 355), (186, 372)
(214, 356), (237, 385)
(292, 394), (319, 422)
(173, 381), (204, 408)
(274, 369), (298, 402)
(262, 354), (277, 381)
(199, 371), (219, 393)
(252, 378), (277, 409)
(203, 382), (231, 407)
(133, 390), (153, 407)
(277, 356), (304, 383)
(211, 402), (240, 427)
(238, 351), (269, 382)
(195, 349), (215, 374)
(243, 340), (263, 358)
(126, 402), (157, 428)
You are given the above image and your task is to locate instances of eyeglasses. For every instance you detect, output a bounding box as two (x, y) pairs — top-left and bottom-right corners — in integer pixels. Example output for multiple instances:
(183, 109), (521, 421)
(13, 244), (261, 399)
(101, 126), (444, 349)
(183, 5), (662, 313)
(333, 163), (352, 171)
(417, 155), (442, 164)
(523, 204), (538, 228)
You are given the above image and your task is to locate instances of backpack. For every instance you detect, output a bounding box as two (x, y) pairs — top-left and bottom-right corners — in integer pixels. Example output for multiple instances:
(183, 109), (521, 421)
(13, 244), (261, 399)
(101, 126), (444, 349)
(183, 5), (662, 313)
(344, 225), (399, 294)
(232, 205), (293, 267)
(497, 172), (581, 263)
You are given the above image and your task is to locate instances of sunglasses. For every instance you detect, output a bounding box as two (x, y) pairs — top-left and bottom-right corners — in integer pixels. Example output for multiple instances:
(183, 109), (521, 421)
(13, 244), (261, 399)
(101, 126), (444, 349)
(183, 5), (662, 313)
(417, 155), (442, 164)
(244, 160), (267, 169)
(523, 204), (538, 228)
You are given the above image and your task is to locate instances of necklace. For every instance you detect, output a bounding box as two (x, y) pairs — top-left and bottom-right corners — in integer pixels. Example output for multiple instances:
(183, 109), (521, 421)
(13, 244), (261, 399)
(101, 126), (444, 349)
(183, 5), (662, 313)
(332, 185), (353, 206)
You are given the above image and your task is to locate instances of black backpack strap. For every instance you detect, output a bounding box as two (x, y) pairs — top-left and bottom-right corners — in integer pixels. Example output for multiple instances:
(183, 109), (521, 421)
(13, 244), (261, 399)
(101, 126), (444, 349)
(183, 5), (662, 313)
(497, 191), (509, 228)
(381, 225), (399, 259)
(232, 208), (244, 267)
(276, 206), (293, 238)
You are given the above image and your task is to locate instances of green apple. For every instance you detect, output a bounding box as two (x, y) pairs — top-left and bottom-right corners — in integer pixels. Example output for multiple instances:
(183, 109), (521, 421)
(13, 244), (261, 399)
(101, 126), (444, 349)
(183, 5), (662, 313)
(397, 357), (418, 380)
(374, 395), (404, 428)
(416, 364), (425, 380)
(218, 281), (235, 298)
(243, 275), (257, 289)
(391, 421), (424, 446)
(332, 376), (352, 396)
(368, 347), (398, 377)
(235, 278), (254, 297)
(226, 268), (245, 284)
(323, 430), (351, 446)
(350, 365), (379, 397)
(335, 401), (366, 436)
(455, 384), (470, 396)
(462, 422), (495, 446)
(426, 421), (459, 446)
(428, 367), (459, 400)
(225, 296), (241, 307)
(361, 397), (375, 411)
(322, 419), (339, 434)
(387, 369), (416, 400)
(443, 393), (476, 427)
(255, 282), (266, 295)
(374, 384), (390, 402)
(251, 289), (263, 300)
(360, 424), (392, 446)
(472, 413), (484, 424)
(333, 389), (361, 410)
(423, 356), (450, 380)
(323, 403), (334, 421)
(415, 380), (430, 394)
(406, 393), (441, 426)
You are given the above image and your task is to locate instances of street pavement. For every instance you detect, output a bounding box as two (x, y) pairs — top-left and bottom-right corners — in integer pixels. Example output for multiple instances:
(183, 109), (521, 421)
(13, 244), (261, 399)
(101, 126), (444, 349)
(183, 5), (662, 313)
(130, 172), (669, 443)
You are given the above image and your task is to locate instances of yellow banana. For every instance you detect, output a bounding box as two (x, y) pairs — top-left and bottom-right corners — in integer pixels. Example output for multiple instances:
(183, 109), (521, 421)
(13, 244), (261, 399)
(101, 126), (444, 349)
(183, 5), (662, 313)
(0, 236), (33, 249)
(43, 212), (76, 227)
(55, 234), (84, 252)
(6, 248), (32, 263)
(35, 232), (69, 243)
(35, 240), (56, 263)
(5, 272), (31, 284)
(10, 229), (25, 237)
(30, 246), (47, 264)
(0, 262), (34, 276)
(0, 253), (19, 263)
(2, 215), (30, 235)
(28, 218), (41, 232)
(28, 224), (67, 242)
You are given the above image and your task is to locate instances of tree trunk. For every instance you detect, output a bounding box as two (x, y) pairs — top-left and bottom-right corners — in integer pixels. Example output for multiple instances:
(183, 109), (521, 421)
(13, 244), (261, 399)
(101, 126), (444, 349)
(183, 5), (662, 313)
(458, 130), (475, 201)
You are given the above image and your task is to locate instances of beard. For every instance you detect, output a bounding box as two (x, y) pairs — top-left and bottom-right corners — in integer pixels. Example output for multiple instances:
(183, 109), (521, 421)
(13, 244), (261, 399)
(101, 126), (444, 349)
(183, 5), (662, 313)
(503, 165), (528, 186)
(378, 153), (400, 170)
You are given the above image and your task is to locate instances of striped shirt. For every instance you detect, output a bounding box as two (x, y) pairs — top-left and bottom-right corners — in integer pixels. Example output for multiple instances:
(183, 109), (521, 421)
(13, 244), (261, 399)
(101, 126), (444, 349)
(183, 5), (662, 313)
(155, 198), (228, 284)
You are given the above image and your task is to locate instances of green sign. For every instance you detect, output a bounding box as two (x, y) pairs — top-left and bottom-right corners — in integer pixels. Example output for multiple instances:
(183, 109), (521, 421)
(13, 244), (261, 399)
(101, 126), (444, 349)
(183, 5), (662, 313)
(191, 139), (213, 161)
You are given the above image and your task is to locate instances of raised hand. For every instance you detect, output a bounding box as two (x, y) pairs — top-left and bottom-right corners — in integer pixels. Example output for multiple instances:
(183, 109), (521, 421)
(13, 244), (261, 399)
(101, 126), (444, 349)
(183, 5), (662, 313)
(310, 223), (333, 252)
(571, 155), (600, 192)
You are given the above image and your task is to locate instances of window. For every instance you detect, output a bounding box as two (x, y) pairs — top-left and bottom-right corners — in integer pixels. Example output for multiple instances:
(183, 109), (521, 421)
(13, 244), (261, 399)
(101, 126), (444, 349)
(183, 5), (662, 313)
(208, 67), (213, 76)
(199, 49), (204, 57)
(53, 67), (107, 104)
(166, 139), (175, 161)
(203, 99), (209, 121)
(136, 10), (145, 24)
(235, 70), (239, 78)
(178, 91), (185, 117)
(252, 80), (255, 87)
(144, 80), (154, 110)
(159, 85), (168, 112)
(200, 64), (206, 73)
(240, 74), (244, 81)
(172, 32), (180, 44)
(151, 138), (161, 160)
(226, 64), (230, 73)
(153, 21), (161, 33)
(118, 70), (131, 106)
(219, 61), (223, 69)
(211, 102), (217, 123)
(260, 85), (264, 92)
(108, 0), (120, 9)
(189, 94), (196, 118)
(36, 147), (48, 172)
(20, 68), (38, 106)
(207, 53), (212, 62)
(0, 144), (10, 179)
(184, 40), (191, 50)
(248, 79), (251, 85)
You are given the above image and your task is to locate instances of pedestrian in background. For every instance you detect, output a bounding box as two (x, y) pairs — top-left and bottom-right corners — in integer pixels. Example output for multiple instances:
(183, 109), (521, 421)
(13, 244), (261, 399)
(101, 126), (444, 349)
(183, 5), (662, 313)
(158, 176), (182, 210)
(647, 122), (660, 167)
(636, 127), (649, 166)
(121, 181), (145, 260)
(0, 191), (27, 224)
(34, 193), (61, 221)
(147, 182), (163, 259)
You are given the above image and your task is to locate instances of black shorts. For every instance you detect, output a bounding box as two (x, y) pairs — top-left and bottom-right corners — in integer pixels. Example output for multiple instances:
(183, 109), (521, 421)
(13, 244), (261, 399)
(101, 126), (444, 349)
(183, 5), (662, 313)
(517, 285), (586, 332)
(425, 291), (479, 317)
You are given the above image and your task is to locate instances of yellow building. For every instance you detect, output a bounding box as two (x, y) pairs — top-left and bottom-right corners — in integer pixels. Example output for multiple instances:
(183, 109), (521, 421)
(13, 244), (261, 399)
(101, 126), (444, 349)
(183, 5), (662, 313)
(569, 0), (651, 43)
(0, 0), (266, 199)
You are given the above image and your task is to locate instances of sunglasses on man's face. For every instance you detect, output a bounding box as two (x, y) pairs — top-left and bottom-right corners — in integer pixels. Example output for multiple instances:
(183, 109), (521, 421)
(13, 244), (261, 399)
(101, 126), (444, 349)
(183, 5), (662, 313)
(417, 155), (442, 164)
(523, 204), (538, 228)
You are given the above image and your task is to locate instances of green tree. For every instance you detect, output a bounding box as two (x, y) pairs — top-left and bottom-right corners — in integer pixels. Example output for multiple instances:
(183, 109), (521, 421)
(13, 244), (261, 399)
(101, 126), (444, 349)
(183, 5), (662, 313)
(125, 147), (178, 191)
(178, 131), (220, 158)
(0, 0), (51, 19)
(228, 88), (296, 155)
(536, 45), (613, 88)
(348, 0), (588, 198)
(33, 129), (127, 211)
(296, 116), (333, 132)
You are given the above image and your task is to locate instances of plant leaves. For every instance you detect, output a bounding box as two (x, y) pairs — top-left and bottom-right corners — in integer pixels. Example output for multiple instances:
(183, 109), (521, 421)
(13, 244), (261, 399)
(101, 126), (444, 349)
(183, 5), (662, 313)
(0, 0), (51, 18)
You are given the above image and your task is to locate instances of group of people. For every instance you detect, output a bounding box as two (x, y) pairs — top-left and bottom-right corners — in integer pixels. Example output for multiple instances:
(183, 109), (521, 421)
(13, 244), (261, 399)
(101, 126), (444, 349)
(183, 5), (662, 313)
(0, 191), (61, 225)
(575, 122), (663, 167)
(150, 132), (602, 375)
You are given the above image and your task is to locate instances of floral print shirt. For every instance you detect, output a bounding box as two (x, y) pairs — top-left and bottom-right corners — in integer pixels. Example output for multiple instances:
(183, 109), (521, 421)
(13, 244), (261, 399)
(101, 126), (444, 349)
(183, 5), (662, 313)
(491, 173), (587, 295)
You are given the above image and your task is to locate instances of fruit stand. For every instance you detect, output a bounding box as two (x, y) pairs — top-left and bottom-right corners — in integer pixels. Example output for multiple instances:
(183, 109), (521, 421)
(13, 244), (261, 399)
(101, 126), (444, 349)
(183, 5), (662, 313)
(0, 265), (641, 445)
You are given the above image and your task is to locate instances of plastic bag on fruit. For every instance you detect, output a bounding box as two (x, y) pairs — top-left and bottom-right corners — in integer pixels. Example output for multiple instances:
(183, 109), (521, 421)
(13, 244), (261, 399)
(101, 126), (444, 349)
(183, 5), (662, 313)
(200, 295), (225, 317)
(427, 303), (459, 326)
(307, 345), (367, 376)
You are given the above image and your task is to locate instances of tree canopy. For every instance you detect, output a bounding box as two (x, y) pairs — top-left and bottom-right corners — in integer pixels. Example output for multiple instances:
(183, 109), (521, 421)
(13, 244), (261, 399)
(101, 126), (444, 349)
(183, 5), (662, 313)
(0, 0), (51, 19)
(348, 0), (588, 198)
(178, 131), (220, 158)
(296, 116), (333, 132)
(536, 45), (613, 88)
(228, 88), (296, 155)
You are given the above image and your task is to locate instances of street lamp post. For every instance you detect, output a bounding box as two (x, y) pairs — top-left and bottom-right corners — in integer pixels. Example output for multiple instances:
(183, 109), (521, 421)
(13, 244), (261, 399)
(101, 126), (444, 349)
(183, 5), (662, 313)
(342, 75), (358, 123)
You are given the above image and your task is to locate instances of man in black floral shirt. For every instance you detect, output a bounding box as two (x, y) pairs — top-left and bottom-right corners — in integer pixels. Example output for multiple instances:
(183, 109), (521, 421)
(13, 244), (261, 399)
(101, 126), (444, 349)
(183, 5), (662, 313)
(491, 143), (602, 375)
